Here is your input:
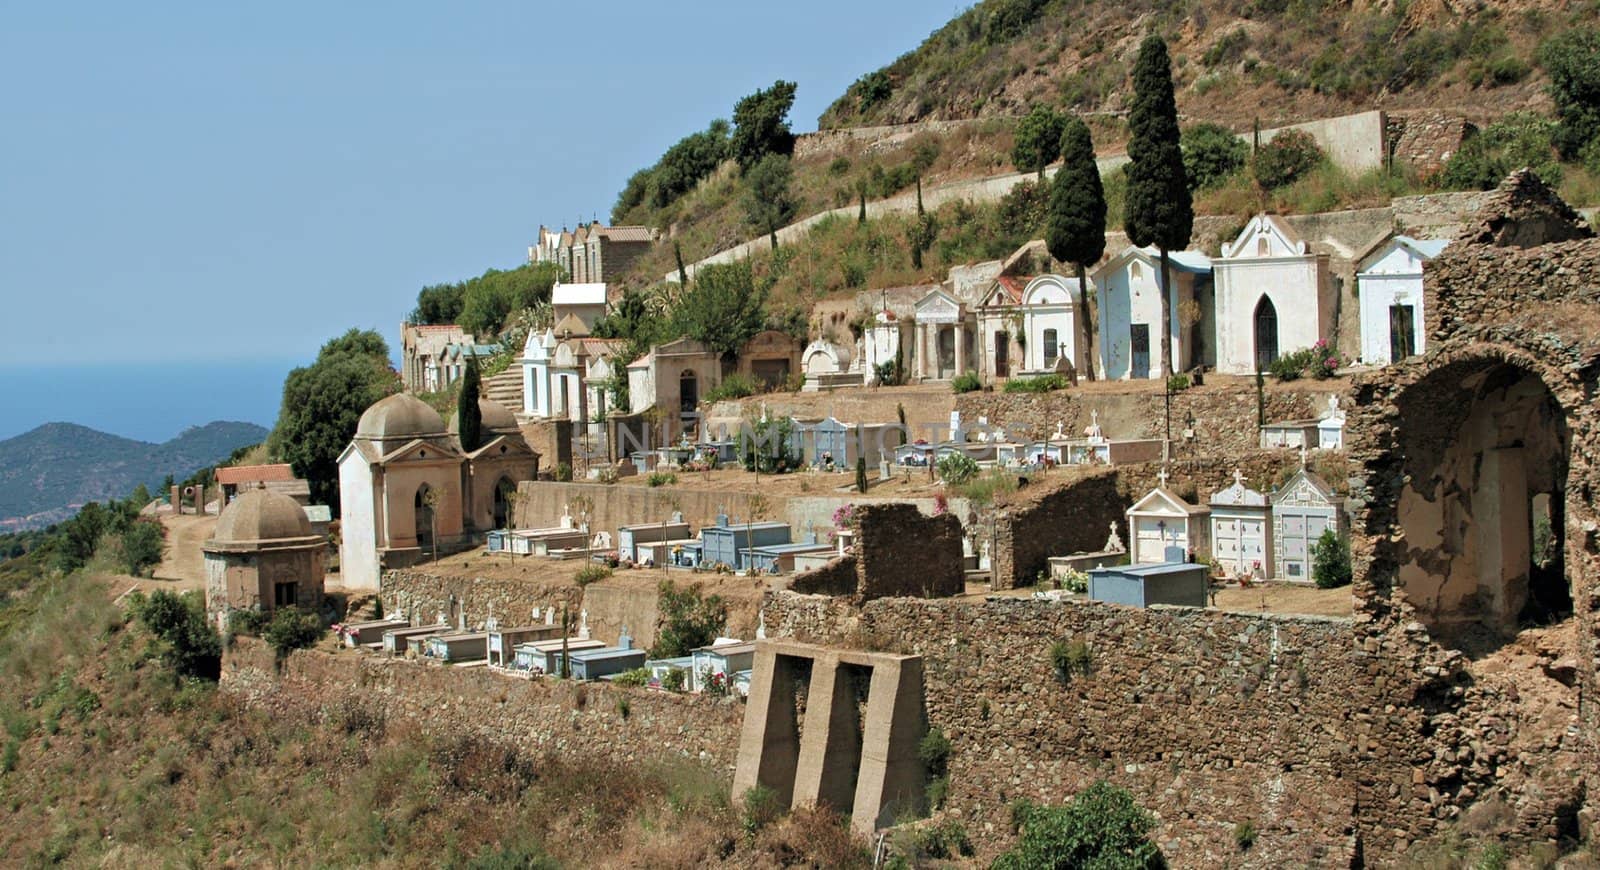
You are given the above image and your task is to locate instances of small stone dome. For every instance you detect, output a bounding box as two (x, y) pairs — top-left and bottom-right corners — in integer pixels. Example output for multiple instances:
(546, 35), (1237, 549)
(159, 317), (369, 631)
(450, 397), (520, 437)
(356, 392), (447, 441)
(211, 488), (312, 546)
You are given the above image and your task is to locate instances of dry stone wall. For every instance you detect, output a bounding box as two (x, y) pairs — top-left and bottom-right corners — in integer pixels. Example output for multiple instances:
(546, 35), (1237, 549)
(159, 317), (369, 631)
(854, 502), (964, 601)
(762, 592), (1585, 864)
(222, 637), (744, 775)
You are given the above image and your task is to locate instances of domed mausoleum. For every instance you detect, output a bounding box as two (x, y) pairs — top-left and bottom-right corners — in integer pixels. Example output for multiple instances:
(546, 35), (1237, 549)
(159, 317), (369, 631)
(338, 392), (538, 590)
(202, 487), (326, 627)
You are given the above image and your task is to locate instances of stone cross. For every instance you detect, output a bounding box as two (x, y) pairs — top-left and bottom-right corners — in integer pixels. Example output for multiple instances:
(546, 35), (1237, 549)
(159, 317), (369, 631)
(1232, 468), (1246, 488)
(1157, 467), (1170, 487)
(1299, 444), (1309, 469)
(1105, 520), (1125, 553)
(1054, 420), (1065, 439)
(579, 609), (590, 639)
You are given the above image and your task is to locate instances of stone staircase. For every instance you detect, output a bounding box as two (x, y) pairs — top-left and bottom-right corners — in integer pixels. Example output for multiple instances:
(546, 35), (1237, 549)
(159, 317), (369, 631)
(483, 368), (524, 415)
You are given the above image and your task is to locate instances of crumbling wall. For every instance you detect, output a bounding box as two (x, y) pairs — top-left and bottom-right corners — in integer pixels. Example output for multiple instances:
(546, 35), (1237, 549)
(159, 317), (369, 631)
(763, 592), (1589, 864)
(789, 555), (858, 596)
(854, 502), (964, 601)
(221, 637), (743, 773)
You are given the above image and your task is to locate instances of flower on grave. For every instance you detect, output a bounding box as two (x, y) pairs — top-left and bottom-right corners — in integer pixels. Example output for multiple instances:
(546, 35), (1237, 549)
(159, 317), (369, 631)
(933, 494), (949, 516)
(831, 503), (856, 529)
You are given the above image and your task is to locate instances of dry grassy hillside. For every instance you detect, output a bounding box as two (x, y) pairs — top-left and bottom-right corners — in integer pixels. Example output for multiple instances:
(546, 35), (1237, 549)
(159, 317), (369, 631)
(820, 0), (1570, 129)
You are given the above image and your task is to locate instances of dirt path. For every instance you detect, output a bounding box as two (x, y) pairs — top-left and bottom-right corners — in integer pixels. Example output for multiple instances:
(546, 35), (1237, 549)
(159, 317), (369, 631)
(148, 513), (216, 591)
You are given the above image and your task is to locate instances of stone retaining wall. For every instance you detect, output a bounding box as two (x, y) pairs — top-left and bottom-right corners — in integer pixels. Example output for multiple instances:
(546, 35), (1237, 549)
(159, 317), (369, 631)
(761, 591), (1578, 864)
(221, 637), (745, 775)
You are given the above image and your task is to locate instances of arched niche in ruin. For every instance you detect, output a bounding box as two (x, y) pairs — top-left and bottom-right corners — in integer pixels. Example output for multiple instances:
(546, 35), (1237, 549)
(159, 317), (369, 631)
(1388, 355), (1571, 640)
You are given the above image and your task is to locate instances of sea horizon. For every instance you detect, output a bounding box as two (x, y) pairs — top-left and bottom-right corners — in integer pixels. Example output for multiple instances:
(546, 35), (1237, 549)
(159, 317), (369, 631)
(1, 358), (304, 444)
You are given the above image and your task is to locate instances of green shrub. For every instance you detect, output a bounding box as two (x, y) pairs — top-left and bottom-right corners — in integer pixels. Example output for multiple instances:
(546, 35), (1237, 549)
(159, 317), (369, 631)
(1201, 29), (1249, 68)
(950, 372), (982, 393)
(1539, 28), (1600, 159)
(1182, 122), (1248, 191)
(1002, 374), (1067, 393)
(227, 609), (268, 638)
(645, 471), (678, 488)
(649, 580), (727, 658)
(554, 463), (573, 482)
(1234, 820), (1258, 850)
(936, 452), (980, 485)
(1050, 638), (1092, 683)
(913, 819), (974, 859)
(1267, 346), (1317, 381)
(1532, 512), (1555, 569)
(1311, 529), (1352, 589)
(1167, 373), (1192, 392)
(574, 564), (613, 587)
(1442, 112), (1562, 190)
(919, 727), (952, 810)
(1253, 129), (1324, 189)
(262, 607), (324, 657)
(133, 590), (221, 680)
(741, 784), (782, 835)
(661, 668), (687, 693)
(994, 782), (1163, 869)
(705, 372), (759, 403)
(612, 667), (650, 688)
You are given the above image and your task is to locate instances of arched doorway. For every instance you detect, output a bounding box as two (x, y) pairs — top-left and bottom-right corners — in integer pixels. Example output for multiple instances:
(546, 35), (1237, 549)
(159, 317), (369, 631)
(415, 484), (435, 548)
(493, 477), (515, 530)
(1253, 296), (1279, 371)
(1387, 358), (1570, 641)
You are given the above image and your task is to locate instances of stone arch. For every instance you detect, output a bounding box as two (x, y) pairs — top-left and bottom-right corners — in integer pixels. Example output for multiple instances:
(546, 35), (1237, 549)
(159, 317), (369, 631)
(1355, 345), (1573, 645)
(1253, 295), (1278, 371)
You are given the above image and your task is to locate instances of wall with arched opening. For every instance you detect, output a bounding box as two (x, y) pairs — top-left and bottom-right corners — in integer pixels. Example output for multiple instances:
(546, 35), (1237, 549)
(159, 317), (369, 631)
(1351, 345), (1576, 645)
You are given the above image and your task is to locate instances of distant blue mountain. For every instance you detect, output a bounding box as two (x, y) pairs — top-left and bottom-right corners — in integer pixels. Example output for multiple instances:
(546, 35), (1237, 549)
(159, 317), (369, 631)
(0, 421), (269, 530)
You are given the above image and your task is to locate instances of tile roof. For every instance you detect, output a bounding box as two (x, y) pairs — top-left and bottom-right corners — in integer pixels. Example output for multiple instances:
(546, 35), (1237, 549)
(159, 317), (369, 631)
(215, 464), (297, 486)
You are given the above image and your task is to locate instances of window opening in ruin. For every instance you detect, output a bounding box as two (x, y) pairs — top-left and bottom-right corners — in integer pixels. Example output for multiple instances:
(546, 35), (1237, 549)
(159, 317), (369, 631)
(1253, 296), (1279, 371)
(1524, 491), (1571, 622)
(274, 582), (297, 608)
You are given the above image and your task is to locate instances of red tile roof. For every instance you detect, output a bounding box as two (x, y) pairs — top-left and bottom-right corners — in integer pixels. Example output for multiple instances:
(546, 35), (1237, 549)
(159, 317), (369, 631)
(215, 464), (297, 486)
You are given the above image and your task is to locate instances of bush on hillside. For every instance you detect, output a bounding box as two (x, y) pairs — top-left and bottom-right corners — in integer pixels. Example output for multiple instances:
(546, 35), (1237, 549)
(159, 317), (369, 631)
(650, 580), (727, 659)
(574, 565), (613, 587)
(995, 783), (1164, 869)
(950, 372), (982, 393)
(1182, 123), (1249, 191)
(1441, 112), (1563, 190)
(134, 590), (221, 680)
(263, 607), (324, 657)
(705, 372), (759, 403)
(1002, 374), (1067, 393)
(1253, 129), (1324, 189)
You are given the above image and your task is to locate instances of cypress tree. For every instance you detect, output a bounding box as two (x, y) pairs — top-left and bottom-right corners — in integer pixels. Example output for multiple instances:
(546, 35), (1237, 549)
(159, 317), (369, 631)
(1044, 117), (1107, 381)
(858, 184), (867, 223)
(674, 241), (688, 286)
(1123, 35), (1193, 378)
(856, 455), (868, 493)
(459, 355), (483, 452)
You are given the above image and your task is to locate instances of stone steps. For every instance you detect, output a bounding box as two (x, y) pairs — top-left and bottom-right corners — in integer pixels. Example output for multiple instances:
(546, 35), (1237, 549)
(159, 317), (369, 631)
(483, 369), (523, 414)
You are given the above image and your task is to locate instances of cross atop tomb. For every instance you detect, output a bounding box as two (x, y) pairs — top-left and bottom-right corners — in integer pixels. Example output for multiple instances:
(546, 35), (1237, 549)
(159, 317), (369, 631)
(1299, 444), (1309, 469)
(1232, 468), (1246, 488)
(1157, 466), (1170, 487)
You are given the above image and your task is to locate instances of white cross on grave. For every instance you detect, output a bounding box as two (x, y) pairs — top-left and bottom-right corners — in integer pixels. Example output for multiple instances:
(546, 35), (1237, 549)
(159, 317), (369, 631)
(1232, 468), (1246, 488)
(1157, 467), (1170, 487)
(1300, 444), (1309, 469)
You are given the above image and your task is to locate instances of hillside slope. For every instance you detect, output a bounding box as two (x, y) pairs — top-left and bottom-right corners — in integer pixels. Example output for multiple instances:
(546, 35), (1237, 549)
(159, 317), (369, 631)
(0, 421), (267, 529)
(819, 0), (1566, 130)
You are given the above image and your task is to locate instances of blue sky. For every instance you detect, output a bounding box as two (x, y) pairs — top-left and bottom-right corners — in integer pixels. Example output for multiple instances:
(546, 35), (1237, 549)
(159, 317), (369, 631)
(0, 2), (957, 371)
